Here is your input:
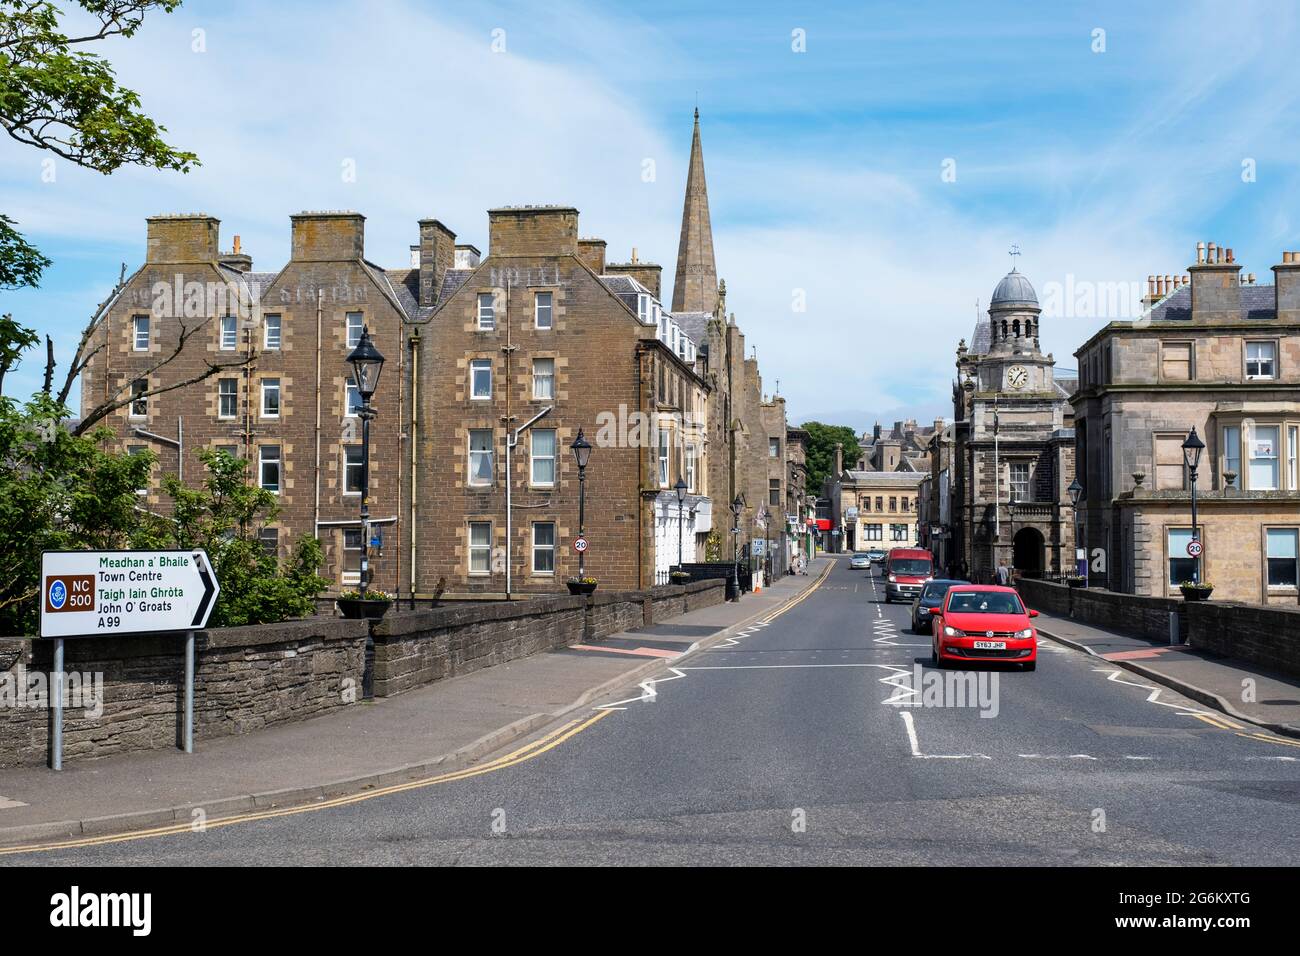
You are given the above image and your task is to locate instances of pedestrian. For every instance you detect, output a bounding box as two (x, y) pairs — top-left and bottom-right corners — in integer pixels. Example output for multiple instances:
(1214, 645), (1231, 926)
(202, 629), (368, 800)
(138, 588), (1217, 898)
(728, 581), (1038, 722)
(996, 562), (1010, 587)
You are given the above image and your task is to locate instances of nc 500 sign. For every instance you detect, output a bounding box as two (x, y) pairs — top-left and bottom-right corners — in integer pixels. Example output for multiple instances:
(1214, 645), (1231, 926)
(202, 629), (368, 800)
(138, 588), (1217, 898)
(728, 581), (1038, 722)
(40, 550), (220, 638)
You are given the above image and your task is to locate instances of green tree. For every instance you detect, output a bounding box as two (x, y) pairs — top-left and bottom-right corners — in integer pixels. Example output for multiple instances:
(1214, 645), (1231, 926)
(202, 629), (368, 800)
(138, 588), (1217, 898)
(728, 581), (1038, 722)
(0, 390), (167, 633)
(162, 449), (329, 628)
(0, 0), (198, 291)
(800, 421), (860, 495)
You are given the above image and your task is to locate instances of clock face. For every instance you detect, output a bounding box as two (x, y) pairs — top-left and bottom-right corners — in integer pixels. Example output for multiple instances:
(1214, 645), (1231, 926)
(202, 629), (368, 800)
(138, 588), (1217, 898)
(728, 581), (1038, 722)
(1007, 365), (1029, 390)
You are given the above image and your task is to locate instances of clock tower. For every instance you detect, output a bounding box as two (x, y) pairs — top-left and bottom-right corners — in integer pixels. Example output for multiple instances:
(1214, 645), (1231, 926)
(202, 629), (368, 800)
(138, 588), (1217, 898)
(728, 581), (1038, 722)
(948, 261), (1077, 584)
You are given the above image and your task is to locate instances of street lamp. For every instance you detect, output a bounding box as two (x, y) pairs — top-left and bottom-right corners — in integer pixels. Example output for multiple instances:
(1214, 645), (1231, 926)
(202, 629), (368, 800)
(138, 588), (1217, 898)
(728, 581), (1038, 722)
(730, 493), (744, 601)
(1067, 477), (1084, 584)
(674, 476), (688, 573)
(1182, 426), (1206, 583)
(570, 429), (593, 580)
(345, 328), (385, 596)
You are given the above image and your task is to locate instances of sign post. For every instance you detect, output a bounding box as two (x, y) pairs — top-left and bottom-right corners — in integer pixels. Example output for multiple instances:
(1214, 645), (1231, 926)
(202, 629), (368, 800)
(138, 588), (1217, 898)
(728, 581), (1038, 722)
(40, 550), (219, 769)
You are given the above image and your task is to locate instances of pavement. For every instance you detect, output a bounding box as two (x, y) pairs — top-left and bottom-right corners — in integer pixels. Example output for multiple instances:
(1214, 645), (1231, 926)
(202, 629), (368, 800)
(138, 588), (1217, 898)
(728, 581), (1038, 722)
(0, 559), (831, 850)
(1032, 610), (1300, 738)
(6, 553), (1300, 865)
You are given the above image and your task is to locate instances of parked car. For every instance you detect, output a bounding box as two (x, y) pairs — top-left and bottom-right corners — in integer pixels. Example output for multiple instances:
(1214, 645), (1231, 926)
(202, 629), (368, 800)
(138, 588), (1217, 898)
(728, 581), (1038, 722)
(930, 585), (1038, 671)
(911, 578), (969, 633)
(866, 548), (888, 567)
(884, 547), (934, 603)
(849, 552), (872, 570)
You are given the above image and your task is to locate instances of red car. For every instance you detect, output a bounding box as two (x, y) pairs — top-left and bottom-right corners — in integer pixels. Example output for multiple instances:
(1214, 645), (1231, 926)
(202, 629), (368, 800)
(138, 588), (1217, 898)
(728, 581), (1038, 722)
(930, 585), (1039, 671)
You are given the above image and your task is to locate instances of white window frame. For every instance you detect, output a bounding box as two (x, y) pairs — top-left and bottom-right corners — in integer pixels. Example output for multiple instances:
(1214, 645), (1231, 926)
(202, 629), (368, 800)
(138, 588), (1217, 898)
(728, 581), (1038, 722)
(1245, 340), (1277, 380)
(218, 378), (238, 419)
(345, 312), (364, 348)
(261, 378), (281, 418)
(685, 444), (697, 493)
(264, 313), (282, 350)
(532, 357), (555, 400)
(658, 428), (669, 488)
(535, 291), (553, 330)
(637, 294), (650, 324)
(531, 522), (556, 575)
(1290, 425), (1299, 491)
(1265, 527), (1299, 591)
(467, 430), (494, 487)
(129, 379), (148, 418)
(1167, 526), (1198, 590)
(345, 382), (361, 418)
(343, 445), (363, 496)
(1009, 461), (1031, 501)
(470, 359), (492, 400)
(468, 522), (492, 575)
(259, 445), (281, 494)
(341, 527), (362, 583)
(530, 428), (556, 487)
(220, 315), (238, 351)
(1248, 424), (1280, 491)
(1222, 424), (1241, 488)
(477, 293), (496, 331)
(133, 315), (150, 351)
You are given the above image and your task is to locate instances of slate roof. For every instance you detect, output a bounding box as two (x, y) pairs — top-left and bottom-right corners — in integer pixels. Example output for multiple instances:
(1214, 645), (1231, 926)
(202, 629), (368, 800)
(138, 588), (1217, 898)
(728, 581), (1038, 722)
(1146, 283), (1276, 323)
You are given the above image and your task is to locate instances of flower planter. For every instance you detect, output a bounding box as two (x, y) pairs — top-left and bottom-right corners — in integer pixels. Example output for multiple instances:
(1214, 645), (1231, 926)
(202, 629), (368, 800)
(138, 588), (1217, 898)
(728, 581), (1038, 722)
(1180, 587), (1213, 602)
(336, 598), (392, 620)
(1066, 578), (1085, 589)
(566, 581), (598, 595)
(669, 573), (692, 586)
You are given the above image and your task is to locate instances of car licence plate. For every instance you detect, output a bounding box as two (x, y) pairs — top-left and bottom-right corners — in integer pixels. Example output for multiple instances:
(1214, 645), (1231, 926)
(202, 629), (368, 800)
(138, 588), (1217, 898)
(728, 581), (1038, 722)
(973, 640), (1006, 650)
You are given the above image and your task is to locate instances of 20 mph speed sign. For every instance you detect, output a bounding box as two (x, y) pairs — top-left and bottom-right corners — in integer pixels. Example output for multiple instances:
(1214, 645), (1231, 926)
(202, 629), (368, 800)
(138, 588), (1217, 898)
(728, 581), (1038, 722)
(1186, 539), (1202, 557)
(40, 550), (220, 638)
(573, 537), (588, 553)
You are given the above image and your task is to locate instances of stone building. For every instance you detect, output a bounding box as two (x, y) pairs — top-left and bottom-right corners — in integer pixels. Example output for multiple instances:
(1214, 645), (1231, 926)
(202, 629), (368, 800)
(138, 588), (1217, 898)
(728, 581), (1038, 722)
(918, 420), (956, 569)
(1072, 242), (1300, 605)
(948, 266), (1077, 582)
(409, 204), (712, 596)
(825, 441), (925, 553)
(79, 107), (798, 600)
(854, 419), (937, 472)
(84, 212), (412, 595)
(668, 110), (791, 576)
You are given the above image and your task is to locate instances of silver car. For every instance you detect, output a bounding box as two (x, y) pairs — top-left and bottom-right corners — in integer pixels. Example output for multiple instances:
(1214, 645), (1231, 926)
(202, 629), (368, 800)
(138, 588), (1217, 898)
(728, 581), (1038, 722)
(849, 552), (872, 570)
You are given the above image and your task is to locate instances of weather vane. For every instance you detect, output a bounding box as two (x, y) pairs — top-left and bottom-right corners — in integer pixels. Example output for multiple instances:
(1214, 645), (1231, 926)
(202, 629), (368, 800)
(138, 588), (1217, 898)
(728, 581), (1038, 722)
(1008, 244), (1021, 268)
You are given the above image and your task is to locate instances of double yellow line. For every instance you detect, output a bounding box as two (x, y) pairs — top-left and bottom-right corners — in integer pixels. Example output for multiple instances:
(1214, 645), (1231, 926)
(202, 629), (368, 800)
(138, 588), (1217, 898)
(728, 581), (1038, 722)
(4, 558), (835, 857)
(0, 710), (612, 856)
(1192, 712), (1300, 749)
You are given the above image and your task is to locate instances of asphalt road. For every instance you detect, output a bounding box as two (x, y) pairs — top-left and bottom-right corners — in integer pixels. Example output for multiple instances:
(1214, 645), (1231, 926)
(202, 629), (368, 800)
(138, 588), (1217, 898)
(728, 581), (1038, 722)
(12, 556), (1300, 865)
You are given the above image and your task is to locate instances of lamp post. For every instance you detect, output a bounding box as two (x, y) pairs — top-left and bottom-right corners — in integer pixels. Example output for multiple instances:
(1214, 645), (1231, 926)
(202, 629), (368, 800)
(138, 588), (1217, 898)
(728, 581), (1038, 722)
(674, 476), (688, 573)
(730, 493), (744, 601)
(570, 429), (592, 580)
(1067, 477), (1084, 584)
(345, 328), (385, 596)
(1182, 426), (1206, 584)
(1008, 491), (1017, 580)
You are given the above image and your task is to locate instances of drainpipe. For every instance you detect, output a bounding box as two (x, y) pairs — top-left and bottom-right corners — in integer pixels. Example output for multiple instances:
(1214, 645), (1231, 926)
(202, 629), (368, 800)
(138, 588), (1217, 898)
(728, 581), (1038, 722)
(408, 329), (419, 609)
(313, 290), (323, 544)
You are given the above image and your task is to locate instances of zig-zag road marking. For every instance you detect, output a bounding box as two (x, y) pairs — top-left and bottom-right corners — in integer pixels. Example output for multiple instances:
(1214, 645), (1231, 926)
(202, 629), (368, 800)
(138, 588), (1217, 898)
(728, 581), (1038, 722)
(595, 667), (687, 711)
(878, 663), (918, 706)
(1091, 667), (1213, 717)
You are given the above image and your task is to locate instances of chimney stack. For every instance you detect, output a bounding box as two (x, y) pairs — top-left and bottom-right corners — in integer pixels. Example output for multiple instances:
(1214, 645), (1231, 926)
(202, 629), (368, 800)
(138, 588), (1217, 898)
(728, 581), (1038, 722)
(1273, 250), (1300, 323)
(834, 442), (844, 478)
(290, 211), (365, 263)
(146, 214), (219, 263)
(1189, 240), (1243, 322)
(219, 232), (252, 273)
(417, 218), (456, 308)
(577, 238), (607, 274)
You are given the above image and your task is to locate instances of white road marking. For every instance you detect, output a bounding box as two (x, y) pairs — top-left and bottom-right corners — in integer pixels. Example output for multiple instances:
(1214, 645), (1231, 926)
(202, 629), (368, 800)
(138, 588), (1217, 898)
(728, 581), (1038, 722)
(0, 795), (28, 810)
(596, 667), (687, 711)
(1092, 667), (1215, 717)
(898, 711), (991, 760)
(684, 663), (904, 670)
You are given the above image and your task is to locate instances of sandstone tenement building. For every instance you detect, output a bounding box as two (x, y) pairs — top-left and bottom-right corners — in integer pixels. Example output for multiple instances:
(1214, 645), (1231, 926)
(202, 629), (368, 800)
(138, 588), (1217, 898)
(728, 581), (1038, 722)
(1073, 243), (1300, 604)
(80, 110), (793, 598)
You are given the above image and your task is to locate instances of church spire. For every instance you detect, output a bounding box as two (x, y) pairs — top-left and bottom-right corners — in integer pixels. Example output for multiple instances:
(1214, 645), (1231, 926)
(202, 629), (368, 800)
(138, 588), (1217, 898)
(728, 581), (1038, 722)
(672, 108), (719, 313)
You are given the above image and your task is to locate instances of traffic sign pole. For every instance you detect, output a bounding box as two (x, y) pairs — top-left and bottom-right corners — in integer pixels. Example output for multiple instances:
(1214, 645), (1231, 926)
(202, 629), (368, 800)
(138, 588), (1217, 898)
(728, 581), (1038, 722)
(51, 638), (64, 771)
(183, 631), (195, 754)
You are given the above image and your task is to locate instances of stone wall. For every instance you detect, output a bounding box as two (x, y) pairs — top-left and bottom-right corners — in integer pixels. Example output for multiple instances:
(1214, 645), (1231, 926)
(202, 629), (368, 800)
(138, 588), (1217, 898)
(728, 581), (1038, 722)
(1018, 578), (1187, 642)
(1186, 602), (1300, 678)
(373, 579), (725, 697)
(0, 618), (367, 769)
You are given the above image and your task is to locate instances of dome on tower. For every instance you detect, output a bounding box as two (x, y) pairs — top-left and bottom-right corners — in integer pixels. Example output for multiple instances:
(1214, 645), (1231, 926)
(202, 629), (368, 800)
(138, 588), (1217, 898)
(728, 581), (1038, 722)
(990, 269), (1038, 308)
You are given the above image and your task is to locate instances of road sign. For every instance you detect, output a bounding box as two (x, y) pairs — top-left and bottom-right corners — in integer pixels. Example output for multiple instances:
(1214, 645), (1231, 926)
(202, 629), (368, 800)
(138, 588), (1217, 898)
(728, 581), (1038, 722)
(573, 537), (588, 553)
(1186, 539), (1202, 558)
(40, 550), (220, 638)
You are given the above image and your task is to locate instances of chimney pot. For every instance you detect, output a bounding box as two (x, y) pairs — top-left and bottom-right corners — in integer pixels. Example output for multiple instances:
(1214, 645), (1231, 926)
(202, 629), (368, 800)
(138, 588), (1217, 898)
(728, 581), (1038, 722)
(1197, 241), (1206, 264)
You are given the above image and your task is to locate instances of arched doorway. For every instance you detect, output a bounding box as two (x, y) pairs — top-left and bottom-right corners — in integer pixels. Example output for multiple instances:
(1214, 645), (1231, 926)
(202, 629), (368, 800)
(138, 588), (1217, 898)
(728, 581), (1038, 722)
(1013, 527), (1045, 579)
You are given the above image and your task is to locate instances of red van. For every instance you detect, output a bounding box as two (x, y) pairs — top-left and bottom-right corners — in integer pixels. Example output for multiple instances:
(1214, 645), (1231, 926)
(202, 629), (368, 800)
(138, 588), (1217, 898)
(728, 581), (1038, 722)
(884, 547), (934, 603)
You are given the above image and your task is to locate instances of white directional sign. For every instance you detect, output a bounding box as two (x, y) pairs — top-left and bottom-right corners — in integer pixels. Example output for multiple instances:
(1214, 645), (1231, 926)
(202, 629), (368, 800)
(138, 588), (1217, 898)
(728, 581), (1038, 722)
(40, 550), (220, 638)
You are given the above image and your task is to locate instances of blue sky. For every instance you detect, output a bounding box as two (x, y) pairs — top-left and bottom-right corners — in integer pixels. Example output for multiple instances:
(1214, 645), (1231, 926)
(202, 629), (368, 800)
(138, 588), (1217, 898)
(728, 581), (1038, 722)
(3, 0), (1299, 432)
